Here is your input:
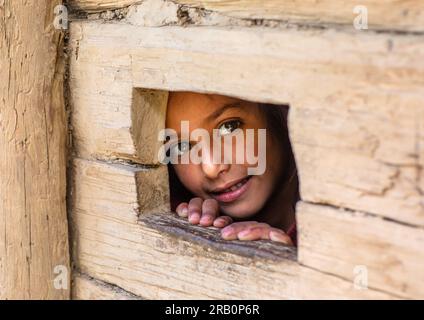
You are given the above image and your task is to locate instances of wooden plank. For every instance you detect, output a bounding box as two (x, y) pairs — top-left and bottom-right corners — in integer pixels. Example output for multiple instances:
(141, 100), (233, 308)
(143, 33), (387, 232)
(73, 272), (143, 299)
(290, 95), (424, 227)
(69, 60), (135, 162)
(131, 89), (168, 164)
(70, 0), (141, 12)
(69, 0), (424, 32)
(70, 158), (170, 219)
(70, 158), (396, 299)
(0, 0), (70, 299)
(69, 21), (424, 226)
(69, 51), (167, 164)
(297, 201), (424, 299)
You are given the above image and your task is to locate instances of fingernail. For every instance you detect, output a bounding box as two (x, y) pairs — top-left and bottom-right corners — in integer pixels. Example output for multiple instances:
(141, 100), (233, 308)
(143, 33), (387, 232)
(189, 212), (200, 223)
(213, 220), (223, 227)
(181, 207), (188, 217)
(221, 227), (233, 237)
(270, 231), (290, 244)
(200, 216), (211, 224)
(238, 230), (250, 239)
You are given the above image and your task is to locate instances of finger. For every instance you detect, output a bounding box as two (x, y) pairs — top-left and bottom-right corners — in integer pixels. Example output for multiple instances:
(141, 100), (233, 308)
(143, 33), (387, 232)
(237, 226), (271, 241)
(188, 197), (203, 224)
(199, 199), (219, 226)
(237, 226), (293, 245)
(176, 202), (188, 217)
(269, 228), (293, 245)
(221, 221), (268, 240)
(213, 216), (233, 228)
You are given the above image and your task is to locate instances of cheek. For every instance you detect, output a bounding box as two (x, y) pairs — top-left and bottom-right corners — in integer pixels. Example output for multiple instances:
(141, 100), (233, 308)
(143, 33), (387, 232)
(247, 171), (276, 210)
(173, 165), (203, 195)
(221, 175), (273, 218)
(254, 171), (274, 196)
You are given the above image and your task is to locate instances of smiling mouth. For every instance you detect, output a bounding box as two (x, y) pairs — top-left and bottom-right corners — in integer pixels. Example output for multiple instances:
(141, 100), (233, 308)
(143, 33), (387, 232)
(210, 176), (252, 203)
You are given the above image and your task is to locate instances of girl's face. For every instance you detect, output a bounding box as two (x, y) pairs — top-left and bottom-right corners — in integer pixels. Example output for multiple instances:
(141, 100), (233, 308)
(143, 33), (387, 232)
(166, 92), (286, 219)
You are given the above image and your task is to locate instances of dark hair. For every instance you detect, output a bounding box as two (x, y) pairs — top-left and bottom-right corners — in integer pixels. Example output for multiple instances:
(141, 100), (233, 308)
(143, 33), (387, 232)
(260, 103), (290, 149)
(260, 103), (298, 193)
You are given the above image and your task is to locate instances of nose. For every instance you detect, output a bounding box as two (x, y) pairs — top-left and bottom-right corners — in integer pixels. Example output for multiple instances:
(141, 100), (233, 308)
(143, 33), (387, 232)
(201, 149), (230, 179)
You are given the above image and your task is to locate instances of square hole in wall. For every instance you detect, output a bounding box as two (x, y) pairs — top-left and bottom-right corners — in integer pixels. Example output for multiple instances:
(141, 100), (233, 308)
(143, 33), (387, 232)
(139, 90), (300, 261)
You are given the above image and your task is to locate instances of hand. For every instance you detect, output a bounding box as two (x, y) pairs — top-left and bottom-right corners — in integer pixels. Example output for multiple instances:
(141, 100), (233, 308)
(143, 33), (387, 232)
(176, 197), (233, 228)
(176, 198), (293, 245)
(221, 221), (293, 245)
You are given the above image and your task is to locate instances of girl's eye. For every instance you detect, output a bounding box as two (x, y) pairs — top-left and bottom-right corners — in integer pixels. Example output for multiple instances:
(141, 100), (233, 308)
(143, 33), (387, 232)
(169, 141), (191, 156)
(217, 120), (242, 137)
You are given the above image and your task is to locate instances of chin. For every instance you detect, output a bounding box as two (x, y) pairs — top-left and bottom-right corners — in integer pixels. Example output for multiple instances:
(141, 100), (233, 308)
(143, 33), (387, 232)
(220, 199), (264, 220)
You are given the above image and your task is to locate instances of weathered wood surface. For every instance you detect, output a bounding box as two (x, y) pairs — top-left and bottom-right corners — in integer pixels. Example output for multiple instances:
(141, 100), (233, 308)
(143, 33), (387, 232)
(70, 158), (170, 219)
(70, 0), (142, 12)
(69, 0), (424, 32)
(68, 6), (423, 300)
(70, 158), (397, 299)
(69, 21), (424, 227)
(131, 89), (169, 164)
(0, 0), (70, 299)
(297, 202), (424, 299)
(142, 212), (296, 261)
(73, 272), (143, 299)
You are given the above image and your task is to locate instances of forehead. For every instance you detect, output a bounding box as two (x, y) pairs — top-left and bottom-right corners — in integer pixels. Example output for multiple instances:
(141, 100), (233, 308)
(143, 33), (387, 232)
(166, 91), (244, 129)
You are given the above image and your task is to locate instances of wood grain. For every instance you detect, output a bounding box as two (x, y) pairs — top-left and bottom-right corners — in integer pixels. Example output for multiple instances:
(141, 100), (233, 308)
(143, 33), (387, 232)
(69, 0), (424, 32)
(69, 21), (424, 226)
(297, 201), (424, 299)
(132, 89), (169, 164)
(142, 212), (296, 262)
(0, 0), (70, 299)
(73, 272), (143, 299)
(70, 158), (397, 299)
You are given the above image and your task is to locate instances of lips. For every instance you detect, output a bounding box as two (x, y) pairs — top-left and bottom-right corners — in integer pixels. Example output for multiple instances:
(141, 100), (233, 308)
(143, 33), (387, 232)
(210, 176), (252, 203)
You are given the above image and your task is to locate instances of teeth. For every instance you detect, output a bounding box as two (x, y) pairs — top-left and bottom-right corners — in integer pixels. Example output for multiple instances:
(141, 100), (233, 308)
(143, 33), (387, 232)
(222, 178), (247, 193)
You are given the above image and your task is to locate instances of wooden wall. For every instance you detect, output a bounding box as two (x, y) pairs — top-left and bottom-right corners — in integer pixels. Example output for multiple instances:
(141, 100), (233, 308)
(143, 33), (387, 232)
(0, 0), (70, 299)
(68, 0), (424, 299)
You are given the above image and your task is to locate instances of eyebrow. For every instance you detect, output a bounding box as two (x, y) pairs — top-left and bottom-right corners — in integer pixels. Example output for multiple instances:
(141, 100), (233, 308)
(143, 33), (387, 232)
(203, 101), (244, 124)
(171, 101), (246, 139)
